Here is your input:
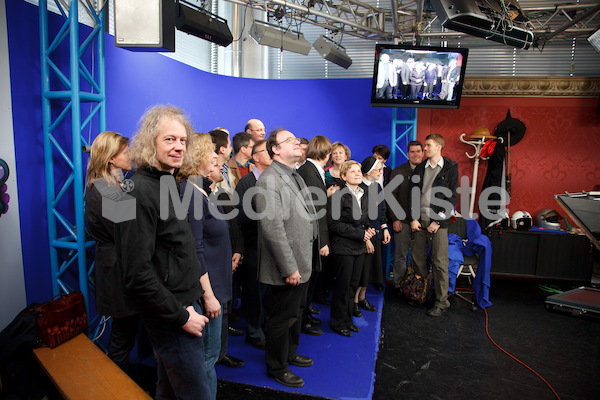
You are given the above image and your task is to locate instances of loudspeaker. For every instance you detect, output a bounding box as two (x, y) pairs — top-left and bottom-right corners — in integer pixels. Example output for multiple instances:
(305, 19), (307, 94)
(588, 28), (600, 54)
(313, 36), (352, 69)
(114, 0), (175, 52)
(175, 4), (233, 47)
(249, 22), (312, 55)
(430, 0), (534, 49)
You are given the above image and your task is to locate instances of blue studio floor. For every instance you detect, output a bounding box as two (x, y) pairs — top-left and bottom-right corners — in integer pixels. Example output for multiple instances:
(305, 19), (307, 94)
(216, 288), (385, 400)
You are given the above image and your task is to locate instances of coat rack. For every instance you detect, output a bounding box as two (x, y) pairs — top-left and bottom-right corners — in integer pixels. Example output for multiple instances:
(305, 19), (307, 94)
(460, 128), (501, 218)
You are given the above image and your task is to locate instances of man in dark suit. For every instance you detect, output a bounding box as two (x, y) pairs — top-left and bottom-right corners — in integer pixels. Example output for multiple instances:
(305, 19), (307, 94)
(255, 129), (318, 388)
(389, 140), (423, 290)
(235, 139), (272, 350)
(297, 136), (337, 336)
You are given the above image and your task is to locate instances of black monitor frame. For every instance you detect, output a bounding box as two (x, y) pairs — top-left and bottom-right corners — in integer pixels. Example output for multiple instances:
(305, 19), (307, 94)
(371, 43), (469, 109)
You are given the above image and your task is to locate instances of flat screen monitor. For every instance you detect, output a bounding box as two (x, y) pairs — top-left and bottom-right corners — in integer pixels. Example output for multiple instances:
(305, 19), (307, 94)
(371, 44), (469, 109)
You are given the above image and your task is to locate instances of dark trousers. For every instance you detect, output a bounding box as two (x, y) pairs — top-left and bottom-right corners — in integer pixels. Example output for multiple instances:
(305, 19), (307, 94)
(218, 303), (229, 361)
(265, 282), (308, 377)
(302, 268), (319, 323)
(360, 239), (383, 287)
(410, 83), (423, 99)
(242, 246), (269, 341)
(330, 253), (365, 331)
(108, 313), (141, 371)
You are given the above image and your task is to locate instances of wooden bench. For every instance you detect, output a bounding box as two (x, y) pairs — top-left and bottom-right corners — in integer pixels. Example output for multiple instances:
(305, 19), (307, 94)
(32, 333), (151, 400)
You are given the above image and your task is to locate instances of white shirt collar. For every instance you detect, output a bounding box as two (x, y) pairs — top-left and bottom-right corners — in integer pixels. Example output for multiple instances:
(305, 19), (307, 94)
(362, 177), (372, 186)
(307, 158), (326, 184)
(426, 157), (444, 169)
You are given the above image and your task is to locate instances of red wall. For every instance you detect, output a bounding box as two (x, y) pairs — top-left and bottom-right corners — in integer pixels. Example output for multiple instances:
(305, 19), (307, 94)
(417, 97), (600, 223)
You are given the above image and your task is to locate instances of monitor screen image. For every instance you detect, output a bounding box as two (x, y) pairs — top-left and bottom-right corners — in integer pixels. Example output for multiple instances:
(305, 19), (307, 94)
(371, 44), (469, 109)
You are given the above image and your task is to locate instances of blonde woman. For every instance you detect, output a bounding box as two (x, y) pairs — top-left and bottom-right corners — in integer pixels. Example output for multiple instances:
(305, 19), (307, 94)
(324, 142), (351, 189)
(84, 131), (137, 371)
(178, 134), (232, 400)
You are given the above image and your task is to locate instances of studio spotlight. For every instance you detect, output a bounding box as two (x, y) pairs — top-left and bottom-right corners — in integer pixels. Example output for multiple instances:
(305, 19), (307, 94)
(249, 20), (311, 55)
(313, 35), (352, 69)
(175, 0), (233, 47)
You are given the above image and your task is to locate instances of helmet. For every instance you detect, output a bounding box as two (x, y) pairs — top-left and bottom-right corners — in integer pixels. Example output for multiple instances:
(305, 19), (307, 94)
(535, 208), (562, 230)
(511, 211), (532, 231)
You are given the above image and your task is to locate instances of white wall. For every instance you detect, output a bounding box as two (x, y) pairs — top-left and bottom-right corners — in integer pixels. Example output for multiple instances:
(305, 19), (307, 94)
(0, 0), (27, 330)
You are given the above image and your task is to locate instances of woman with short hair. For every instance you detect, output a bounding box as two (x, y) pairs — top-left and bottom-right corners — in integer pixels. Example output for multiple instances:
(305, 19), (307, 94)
(327, 161), (376, 337)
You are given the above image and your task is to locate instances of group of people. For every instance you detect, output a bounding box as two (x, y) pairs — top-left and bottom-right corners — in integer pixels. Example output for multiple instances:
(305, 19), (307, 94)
(376, 53), (462, 101)
(84, 106), (459, 399)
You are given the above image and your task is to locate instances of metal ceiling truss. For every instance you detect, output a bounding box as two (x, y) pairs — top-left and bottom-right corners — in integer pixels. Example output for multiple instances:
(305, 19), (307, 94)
(224, 0), (600, 47)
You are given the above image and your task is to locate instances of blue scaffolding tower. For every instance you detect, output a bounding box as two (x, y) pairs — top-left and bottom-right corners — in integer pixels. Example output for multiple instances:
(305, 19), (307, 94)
(390, 108), (417, 168)
(39, 0), (106, 319)
(385, 108), (417, 280)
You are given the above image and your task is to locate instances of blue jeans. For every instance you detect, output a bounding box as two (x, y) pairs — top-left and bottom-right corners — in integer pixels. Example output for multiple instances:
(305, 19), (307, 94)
(141, 300), (211, 400)
(203, 304), (223, 400)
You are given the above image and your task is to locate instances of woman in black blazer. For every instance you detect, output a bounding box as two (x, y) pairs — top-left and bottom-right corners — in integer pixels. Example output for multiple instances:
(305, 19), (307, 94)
(84, 131), (138, 370)
(327, 161), (375, 337)
(353, 157), (391, 318)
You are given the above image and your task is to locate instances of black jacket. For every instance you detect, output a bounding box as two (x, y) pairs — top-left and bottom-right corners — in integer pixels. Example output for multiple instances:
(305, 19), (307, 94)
(85, 183), (136, 318)
(360, 181), (388, 241)
(116, 167), (204, 327)
(388, 162), (414, 224)
(235, 172), (259, 250)
(327, 183), (369, 256)
(297, 160), (329, 248)
(409, 156), (459, 228)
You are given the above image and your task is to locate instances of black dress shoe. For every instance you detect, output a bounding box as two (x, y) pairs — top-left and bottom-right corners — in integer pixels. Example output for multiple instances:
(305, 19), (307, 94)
(308, 305), (321, 315)
(270, 371), (304, 388)
(217, 354), (245, 368)
(347, 323), (359, 333)
(228, 326), (244, 336)
(288, 355), (314, 367)
(301, 323), (323, 335)
(352, 303), (363, 318)
(246, 337), (266, 350)
(332, 327), (353, 337)
(358, 299), (377, 312)
(307, 315), (322, 325)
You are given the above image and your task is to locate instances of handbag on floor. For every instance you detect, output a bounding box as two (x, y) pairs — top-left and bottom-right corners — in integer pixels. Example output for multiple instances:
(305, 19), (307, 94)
(398, 260), (433, 304)
(36, 291), (88, 348)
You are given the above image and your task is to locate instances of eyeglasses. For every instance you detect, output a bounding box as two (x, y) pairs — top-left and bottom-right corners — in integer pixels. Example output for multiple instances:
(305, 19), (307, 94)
(277, 137), (300, 146)
(252, 149), (266, 155)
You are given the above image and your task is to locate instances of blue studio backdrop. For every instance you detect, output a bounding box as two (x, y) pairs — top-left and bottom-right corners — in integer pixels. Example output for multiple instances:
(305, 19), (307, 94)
(7, 0), (394, 304)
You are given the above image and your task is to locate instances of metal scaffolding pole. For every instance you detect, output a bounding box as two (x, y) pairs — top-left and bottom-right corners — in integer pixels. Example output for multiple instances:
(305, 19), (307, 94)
(391, 108), (417, 168)
(386, 107), (417, 280)
(39, 0), (106, 321)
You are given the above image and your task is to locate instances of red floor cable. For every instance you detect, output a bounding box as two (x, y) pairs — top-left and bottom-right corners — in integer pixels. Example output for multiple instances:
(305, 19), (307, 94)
(484, 307), (561, 400)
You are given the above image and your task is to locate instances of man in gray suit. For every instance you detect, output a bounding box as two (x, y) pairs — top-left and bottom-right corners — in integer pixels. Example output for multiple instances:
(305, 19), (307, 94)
(255, 128), (317, 388)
